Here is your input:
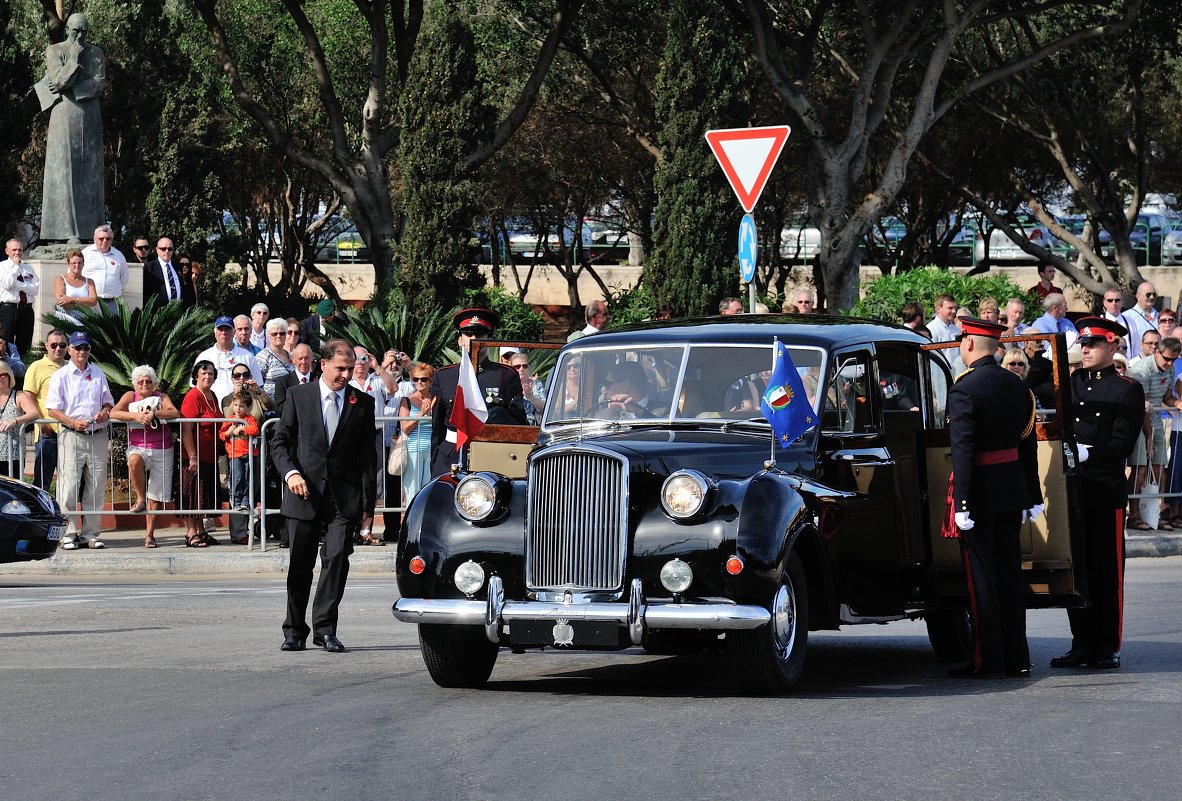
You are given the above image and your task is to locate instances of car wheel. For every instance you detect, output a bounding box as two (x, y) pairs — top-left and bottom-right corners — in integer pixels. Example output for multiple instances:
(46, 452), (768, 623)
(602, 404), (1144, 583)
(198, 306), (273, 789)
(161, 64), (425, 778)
(418, 624), (499, 688)
(924, 608), (972, 662)
(729, 551), (809, 694)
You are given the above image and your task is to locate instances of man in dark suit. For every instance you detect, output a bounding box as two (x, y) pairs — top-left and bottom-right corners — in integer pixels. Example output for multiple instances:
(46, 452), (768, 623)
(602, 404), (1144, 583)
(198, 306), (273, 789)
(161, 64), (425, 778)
(430, 307), (525, 477)
(142, 236), (195, 309)
(946, 317), (1042, 679)
(272, 343), (320, 417)
(272, 339), (377, 653)
(299, 299), (336, 353)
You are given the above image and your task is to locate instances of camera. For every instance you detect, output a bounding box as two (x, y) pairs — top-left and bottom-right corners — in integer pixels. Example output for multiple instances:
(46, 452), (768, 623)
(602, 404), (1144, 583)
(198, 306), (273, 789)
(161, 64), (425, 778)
(359, 354), (369, 363)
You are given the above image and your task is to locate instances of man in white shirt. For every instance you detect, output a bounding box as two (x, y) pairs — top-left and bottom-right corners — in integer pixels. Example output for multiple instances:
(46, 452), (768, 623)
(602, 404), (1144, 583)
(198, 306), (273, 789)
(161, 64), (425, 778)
(927, 294), (962, 343)
(1122, 281), (1159, 348)
(1031, 293), (1079, 338)
(81, 224), (128, 313)
(1127, 329), (1160, 369)
(45, 331), (114, 549)
(194, 316), (262, 403)
(1101, 285), (1138, 334)
(567, 299), (609, 342)
(0, 238), (39, 355)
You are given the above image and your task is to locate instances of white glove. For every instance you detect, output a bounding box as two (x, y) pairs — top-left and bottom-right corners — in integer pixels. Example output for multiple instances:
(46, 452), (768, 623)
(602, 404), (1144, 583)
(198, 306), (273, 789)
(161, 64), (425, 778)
(955, 511), (975, 531)
(1077, 443), (1091, 463)
(1022, 503), (1046, 523)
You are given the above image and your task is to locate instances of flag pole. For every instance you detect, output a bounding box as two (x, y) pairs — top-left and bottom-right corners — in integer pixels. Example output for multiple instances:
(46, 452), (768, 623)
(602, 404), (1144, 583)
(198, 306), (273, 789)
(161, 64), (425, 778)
(767, 336), (779, 470)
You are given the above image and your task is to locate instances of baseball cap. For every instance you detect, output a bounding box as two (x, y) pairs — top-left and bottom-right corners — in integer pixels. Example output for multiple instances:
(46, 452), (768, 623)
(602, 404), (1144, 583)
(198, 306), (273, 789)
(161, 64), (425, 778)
(69, 331), (91, 347)
(214, 316), (233, 329)
(316, 299), (335, 317)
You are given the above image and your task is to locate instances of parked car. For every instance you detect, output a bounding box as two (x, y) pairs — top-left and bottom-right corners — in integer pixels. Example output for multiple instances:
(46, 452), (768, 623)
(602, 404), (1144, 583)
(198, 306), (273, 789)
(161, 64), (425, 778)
(973, 213), (1062, 265)
(0, 475), (67, 563)
(1162, 223), (1182, 266)
(1097, 213), (1175, 266)
(392, 320), (1086, 693)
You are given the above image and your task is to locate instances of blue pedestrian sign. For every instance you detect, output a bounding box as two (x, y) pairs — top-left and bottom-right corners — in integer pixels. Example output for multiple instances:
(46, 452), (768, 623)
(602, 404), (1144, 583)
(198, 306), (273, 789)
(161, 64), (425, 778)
(739, 214), (757, 283)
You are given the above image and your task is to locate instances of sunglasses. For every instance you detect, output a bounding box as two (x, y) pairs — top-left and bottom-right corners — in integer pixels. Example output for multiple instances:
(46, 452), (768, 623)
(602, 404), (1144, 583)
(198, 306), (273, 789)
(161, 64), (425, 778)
(47, 342), (68, 349)
(133, 244), (150, 250)
(412, 376), (432, 383)
(513, 364), (531, 371)
(1161, 318), (1176, 323)
(287, 329), (299, 336)
(232, 372), (250, 379)
(158, 246), (174, 251)
(73, 345), (91, 351)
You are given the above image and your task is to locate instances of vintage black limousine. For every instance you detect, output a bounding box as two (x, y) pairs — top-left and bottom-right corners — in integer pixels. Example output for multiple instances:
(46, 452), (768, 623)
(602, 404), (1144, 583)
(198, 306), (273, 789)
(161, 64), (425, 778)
(392, 316), (1084, 693)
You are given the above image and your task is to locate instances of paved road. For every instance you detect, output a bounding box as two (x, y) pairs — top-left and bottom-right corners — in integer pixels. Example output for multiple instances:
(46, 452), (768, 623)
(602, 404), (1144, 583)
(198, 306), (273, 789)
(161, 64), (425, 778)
(2, 560), (1181, 801)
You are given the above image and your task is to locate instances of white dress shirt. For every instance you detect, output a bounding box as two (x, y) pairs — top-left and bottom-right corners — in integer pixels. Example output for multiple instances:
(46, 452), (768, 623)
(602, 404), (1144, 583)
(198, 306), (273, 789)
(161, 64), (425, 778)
(45, 361), (114, 431)
(194, 345), (263, 402)
(160, 260), (182, 302)
(0, 258), (39, 304)
(81, 245), (129, 299)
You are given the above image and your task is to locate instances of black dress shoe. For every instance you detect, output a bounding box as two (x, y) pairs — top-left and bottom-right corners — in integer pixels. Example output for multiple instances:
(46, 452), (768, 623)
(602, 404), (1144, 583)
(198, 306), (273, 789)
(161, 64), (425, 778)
(281, 636), (306, 651)
(313, 634), (346, 653)
(1088, 652), (1121, 669)
(948, 663), (1005, 679)
(1005, 665), (1032, 678)
(1049, 648), (1092, 668)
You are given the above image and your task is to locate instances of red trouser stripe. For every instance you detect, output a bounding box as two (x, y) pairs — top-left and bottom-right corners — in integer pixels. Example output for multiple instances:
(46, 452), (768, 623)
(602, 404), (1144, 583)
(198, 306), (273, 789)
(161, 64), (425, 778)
(1115, 507), (1125, 649)
(960, 543), (982, 668)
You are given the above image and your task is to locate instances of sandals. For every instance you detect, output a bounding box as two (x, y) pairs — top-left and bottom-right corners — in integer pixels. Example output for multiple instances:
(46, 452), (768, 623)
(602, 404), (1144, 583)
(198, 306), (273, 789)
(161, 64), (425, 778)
(201, 532), (221, 546)
(1169, 517), (1182, 529)
(359, 534), (386, 546)
(1159, 520), (1175, 531)
(129, 499), (147, 514)
(186, 534), (209, 548)
(1126, 517), (1153, 531)
(144, 535), (158, 549)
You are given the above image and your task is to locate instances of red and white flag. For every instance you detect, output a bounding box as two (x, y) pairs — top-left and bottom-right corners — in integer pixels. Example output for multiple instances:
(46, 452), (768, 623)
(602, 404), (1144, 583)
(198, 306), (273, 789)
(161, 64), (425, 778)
(449, 354), (488, 449)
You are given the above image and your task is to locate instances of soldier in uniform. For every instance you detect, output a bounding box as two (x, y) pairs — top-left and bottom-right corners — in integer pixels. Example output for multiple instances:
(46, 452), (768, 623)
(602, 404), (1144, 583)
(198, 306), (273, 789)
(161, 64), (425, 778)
(947, 317), (1043, 679)
(430, 308), (525, 477)
(1051, 316), (1144, 670)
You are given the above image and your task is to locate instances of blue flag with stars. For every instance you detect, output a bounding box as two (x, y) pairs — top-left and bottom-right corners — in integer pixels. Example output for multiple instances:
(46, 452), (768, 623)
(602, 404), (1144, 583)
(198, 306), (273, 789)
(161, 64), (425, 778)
(761, 340), (816, 449)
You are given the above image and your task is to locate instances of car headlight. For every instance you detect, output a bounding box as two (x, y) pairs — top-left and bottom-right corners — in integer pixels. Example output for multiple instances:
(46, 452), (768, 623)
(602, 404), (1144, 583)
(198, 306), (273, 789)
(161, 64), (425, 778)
(37, 489), (58, 515)
(2, 499), (31, 515)
(454, 560), (486, 595)
(660, 470), (711, 519)
(454, 474), (498, 521)
(659, 558), (694, 594)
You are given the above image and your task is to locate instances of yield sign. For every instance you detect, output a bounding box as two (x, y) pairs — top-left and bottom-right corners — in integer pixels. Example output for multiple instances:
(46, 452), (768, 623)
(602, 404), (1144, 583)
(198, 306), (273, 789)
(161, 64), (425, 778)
(705, 125), (791, 213)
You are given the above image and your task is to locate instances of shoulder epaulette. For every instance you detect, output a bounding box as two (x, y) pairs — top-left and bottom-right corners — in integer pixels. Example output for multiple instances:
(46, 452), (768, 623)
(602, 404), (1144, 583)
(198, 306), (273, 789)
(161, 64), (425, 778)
(1021, 389), (1037, 439)
(954, 367), (974, 383)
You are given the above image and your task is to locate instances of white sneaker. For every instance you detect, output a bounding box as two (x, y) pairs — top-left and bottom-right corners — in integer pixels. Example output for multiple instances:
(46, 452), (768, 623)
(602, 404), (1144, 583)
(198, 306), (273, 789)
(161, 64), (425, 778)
(60, 535), (78, 551)
(80, 534), (106, 549)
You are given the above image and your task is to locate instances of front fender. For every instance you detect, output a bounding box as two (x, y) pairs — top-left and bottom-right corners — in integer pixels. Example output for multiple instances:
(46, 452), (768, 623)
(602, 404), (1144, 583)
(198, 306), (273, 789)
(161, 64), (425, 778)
(396, 475), (528, 599)
(728, 471), (812, 604)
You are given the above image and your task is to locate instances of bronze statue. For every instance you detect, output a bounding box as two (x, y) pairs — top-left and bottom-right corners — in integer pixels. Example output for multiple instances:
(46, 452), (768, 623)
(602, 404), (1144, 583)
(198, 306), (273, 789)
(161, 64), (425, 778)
(35, 13), (106, 242)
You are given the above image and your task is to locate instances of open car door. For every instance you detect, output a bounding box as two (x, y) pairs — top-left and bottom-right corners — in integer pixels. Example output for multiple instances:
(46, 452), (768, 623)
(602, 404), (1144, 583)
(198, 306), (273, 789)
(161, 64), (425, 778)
(466, 340), (562, 477)
(919, 333), (1088, 608)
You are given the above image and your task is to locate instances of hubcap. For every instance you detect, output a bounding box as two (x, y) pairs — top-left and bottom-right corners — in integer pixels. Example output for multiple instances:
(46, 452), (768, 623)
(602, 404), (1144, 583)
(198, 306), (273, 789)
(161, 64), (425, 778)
(771, 581), (796, 661)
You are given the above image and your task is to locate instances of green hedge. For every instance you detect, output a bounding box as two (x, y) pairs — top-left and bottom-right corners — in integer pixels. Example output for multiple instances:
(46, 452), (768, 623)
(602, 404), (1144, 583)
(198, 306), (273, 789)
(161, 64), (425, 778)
(851, 266), (1040, 324)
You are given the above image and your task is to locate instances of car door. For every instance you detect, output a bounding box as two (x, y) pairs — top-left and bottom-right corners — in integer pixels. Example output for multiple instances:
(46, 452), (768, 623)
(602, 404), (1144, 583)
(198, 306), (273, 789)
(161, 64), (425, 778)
(815, 346), (907, 615)
(467, 341), (562, 477)
(919, 333), (1088, 608)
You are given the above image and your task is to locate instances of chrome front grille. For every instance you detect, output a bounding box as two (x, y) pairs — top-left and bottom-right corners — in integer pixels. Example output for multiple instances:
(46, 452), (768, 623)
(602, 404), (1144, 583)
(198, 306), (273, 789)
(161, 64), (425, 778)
(526, 447), (629, 592)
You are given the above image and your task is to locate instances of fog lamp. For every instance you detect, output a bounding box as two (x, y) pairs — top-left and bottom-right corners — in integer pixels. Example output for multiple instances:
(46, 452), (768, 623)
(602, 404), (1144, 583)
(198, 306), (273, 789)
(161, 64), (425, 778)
(454, 560), (486, 595)
(659, 558), (693, 594)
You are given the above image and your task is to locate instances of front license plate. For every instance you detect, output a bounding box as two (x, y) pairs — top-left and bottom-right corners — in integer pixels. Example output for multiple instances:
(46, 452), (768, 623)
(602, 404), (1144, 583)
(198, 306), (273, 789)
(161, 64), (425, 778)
(508, 620), (619, 648)
(47, 525), (65, 541)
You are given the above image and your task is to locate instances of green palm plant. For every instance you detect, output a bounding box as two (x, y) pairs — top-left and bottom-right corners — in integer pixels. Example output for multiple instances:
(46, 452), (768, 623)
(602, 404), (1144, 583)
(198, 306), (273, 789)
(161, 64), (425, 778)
(42, 299), (214, 398)
(327, 303), (458, 366)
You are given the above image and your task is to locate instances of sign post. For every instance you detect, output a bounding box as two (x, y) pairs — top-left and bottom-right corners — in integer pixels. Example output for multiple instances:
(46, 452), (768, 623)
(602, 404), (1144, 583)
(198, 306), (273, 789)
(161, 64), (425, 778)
(706, 125), (791, 309)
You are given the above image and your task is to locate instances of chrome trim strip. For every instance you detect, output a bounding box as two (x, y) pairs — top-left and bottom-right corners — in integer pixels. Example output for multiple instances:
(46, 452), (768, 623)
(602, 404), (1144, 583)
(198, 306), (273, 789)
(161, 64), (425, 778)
(628, 578), (646, 645)
(485, 575), (505, 644)
(392, 597), (771, 631)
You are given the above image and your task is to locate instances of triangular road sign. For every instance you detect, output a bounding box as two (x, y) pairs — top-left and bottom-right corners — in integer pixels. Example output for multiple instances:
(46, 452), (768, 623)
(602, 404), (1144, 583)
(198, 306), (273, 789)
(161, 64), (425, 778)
(705, 125), (791, 213)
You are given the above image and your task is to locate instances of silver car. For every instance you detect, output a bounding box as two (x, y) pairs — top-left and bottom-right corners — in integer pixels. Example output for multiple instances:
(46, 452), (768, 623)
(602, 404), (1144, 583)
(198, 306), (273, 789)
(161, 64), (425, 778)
(973, 214), (1062, 265)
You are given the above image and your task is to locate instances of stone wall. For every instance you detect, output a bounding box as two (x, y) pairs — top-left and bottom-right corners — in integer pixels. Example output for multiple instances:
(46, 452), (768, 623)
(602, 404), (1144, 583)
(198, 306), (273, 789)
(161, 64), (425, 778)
(27, 260), (145, 347)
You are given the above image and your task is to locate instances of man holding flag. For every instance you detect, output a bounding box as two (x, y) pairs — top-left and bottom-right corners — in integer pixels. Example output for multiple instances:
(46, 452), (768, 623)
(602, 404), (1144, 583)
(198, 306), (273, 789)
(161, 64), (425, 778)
(430, 307), (525, 477)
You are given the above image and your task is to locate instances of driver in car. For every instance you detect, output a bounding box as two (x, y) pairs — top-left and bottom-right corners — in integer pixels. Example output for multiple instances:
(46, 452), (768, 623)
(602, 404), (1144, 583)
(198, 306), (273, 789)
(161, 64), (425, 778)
(597, 361), (652, 419)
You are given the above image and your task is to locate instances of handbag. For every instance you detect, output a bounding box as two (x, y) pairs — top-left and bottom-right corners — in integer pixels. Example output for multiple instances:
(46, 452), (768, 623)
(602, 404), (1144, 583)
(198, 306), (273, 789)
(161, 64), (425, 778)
(387, 431), (408, 476)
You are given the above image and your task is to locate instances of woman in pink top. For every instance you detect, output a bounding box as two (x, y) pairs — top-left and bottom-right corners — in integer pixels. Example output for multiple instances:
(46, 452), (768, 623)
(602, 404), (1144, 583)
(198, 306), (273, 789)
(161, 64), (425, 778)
(110, 365), (180, 548)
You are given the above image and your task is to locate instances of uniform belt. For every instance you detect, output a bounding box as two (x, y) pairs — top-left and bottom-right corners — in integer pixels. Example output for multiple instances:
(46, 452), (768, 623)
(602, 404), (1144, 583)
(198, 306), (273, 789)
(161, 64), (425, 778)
(973, 447), (1018, 465)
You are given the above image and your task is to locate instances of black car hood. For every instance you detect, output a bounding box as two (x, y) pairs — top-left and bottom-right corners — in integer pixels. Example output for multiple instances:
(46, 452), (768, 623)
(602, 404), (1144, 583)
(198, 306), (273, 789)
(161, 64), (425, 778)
(0, 474), (57, 515)
(542, 426), (814, 480)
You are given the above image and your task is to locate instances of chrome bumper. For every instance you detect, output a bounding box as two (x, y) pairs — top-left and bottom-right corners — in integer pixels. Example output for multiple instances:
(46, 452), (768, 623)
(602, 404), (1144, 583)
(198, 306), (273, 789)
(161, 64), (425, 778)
(392, 576), (771, 646)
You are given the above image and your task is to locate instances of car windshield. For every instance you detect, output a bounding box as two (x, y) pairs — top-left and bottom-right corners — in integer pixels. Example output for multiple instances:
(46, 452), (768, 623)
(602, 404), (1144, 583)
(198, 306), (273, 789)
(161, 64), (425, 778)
(542, 343), (826, 427)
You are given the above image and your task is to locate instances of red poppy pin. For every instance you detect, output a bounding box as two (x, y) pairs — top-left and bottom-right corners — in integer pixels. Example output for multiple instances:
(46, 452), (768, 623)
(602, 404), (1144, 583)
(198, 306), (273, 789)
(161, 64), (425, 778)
(348, 393), (358, 405)
(84, 373), (93, 381)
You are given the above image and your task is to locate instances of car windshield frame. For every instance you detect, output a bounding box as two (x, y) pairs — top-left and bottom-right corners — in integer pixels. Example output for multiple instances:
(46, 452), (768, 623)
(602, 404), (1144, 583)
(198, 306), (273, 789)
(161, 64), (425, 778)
(541, 341), (828, 431)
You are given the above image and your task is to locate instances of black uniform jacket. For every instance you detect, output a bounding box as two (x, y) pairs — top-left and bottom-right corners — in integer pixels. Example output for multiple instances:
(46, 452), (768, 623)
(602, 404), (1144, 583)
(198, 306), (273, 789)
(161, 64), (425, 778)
(270, 381), (377, 522)
(430, 357), (525, 474)
(1069, 365), (1145, 509)
(949, 356), (1041, 515)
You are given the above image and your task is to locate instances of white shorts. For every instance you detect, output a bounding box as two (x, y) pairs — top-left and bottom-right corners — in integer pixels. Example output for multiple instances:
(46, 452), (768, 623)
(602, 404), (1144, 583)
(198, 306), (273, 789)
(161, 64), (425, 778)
(126, 445), (175, 502)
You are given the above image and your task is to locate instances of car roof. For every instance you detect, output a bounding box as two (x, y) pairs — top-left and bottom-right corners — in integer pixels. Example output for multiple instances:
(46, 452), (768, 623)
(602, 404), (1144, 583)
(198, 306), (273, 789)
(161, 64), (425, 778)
(574, 314), (929, 350)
